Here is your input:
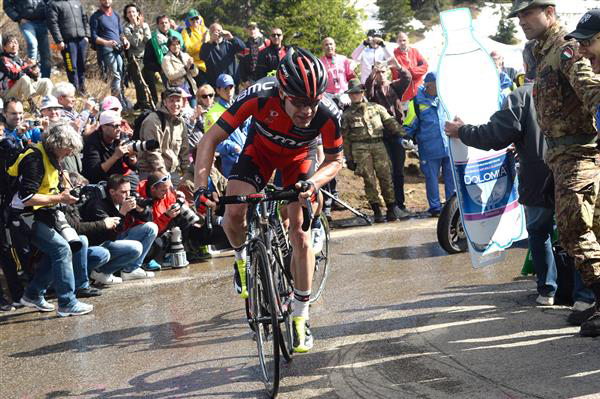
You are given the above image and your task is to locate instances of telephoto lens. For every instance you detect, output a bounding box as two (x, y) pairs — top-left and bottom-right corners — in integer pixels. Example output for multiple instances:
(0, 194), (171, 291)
(54, 210), (82, 252)
(128, 139), (160, 152)
(174, 198), (200, 230)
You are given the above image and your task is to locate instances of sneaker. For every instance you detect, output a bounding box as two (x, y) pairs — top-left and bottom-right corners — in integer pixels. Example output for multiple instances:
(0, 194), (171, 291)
(292, 316), (314, 353)
(143, 259), (162, 272)
(187, 245), (212, 262)
(20, 295), (55, 312)
(75, 287), (102, 298)
(568, 305), (596, 326)
(536, 295), (555, 306)
(57, 301), (93, 317)
(0, 297), (15, 312)
(233, 260), (248, 299)
(312, 224), (326, 254)
(90, 270), (122, 285)
(121, 268), (155, 281)
(573, 301), (595, 312)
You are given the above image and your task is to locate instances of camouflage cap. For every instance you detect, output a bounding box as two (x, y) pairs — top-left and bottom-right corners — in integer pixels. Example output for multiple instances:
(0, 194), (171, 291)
(346, 79), (364, 94)
(507, 0), (556, 18)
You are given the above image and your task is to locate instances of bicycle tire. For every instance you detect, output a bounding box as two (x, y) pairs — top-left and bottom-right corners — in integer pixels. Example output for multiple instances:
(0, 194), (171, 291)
(249, 239), (281, 398)
(310, 212), (331, 303)
(274, 256), (294, 362)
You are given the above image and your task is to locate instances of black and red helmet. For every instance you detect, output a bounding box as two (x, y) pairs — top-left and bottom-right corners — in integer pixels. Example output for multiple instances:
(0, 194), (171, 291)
(277, 47), (328, 99)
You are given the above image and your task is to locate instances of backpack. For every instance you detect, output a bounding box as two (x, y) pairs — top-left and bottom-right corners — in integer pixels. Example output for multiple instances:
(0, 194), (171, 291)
(132, 110), (167, 141)
(0, 137), (38, 207)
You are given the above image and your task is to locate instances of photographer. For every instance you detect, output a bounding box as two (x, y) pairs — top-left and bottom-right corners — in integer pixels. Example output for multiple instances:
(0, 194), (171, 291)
(138, 87), (194, 189)
(82, 110), (140, 191)
(81, 174), (157, 281)
(351, 29), (396, 85)
(7, 123), (93, 316)
(138, 171), (224, 263)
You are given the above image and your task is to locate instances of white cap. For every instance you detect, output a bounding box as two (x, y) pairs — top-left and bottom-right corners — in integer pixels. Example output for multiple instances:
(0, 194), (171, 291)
(99, 110), (122, 126)
(40, 95), (63, 111)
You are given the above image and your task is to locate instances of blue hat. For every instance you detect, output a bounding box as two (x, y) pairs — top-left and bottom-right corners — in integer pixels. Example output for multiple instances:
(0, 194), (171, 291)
(216, 74), (235, 89)
(424, 72), (437, 83)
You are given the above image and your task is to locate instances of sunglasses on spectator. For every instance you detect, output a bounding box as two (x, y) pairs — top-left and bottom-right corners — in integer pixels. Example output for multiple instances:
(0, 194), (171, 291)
(105, 124), (120, 129)
(271, 33), (283, 37)
(286, 95), (321, 108)
(151, 175), (170, 188)
(200, 93), (215, 99)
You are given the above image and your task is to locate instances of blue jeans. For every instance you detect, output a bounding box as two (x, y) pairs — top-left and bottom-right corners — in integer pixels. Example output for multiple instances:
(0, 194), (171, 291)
(72, 236), (111, 290)
(98, 223), (157, 274)
(62, 39), (88, 91)
(383, 135), (406, 208)
(525, 206), (557, 297)
(19, 20), (51, 78)
(100, 49), (124, 96)
(420, 156), (455, 212)
(25, 222), (76, 307)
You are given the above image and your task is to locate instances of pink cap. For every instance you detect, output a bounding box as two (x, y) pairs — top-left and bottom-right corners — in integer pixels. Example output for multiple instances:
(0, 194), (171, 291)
(99, 110), (122, 126)
(101, 96), (122, 112)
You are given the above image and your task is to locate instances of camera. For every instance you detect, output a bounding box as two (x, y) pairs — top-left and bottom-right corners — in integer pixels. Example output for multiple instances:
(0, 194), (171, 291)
(170, 197), (200, 230)
(27, 119), (41, 129)
(114, 43), (123, 53)
(122, 139), (160, 153)
(71, 181), (107, 204)
(35, 207), (82, 252)
(131, 192), (154, 208)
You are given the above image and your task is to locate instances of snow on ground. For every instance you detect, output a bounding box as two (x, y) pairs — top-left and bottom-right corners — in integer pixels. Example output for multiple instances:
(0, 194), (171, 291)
(354, 0), (600, 73)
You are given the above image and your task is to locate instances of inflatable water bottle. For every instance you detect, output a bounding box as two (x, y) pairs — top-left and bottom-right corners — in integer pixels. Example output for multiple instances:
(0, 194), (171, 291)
(437, 8), (527, 268)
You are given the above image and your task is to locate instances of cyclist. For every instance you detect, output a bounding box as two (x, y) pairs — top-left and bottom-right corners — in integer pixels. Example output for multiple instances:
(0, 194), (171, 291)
(194, 47), (343, 353)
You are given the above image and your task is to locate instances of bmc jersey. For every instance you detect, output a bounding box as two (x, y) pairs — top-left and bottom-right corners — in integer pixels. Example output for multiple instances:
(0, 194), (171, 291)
(216, 77), (343, 156)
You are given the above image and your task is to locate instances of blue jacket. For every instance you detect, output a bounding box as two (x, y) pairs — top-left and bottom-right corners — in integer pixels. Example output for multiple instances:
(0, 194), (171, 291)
(5, 126), (43, 144)
(403, 86), (449, 160)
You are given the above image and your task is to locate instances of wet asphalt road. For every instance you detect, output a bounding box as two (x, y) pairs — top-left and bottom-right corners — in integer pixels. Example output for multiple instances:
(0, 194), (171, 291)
(2, 218), (600, 399)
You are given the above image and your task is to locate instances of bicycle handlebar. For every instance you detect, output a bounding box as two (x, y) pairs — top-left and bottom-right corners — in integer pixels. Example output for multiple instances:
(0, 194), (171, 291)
(205, 183), (315, 233)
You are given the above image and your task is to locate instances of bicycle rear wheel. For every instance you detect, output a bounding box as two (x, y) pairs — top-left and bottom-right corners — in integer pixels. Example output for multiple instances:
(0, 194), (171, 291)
(310, 213), (331, 303)
(249, 239), (281, 397)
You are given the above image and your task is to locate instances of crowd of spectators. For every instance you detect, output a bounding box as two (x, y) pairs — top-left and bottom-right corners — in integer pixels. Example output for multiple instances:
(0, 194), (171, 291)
(0, 0), (551, 318)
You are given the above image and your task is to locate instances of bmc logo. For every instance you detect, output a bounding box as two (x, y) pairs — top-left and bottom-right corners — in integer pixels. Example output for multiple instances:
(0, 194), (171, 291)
(237, 81), (276, 101)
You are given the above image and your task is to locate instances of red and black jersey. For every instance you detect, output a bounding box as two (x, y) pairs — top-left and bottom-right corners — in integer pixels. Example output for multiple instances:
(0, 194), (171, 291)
(216, 77), (343, 157)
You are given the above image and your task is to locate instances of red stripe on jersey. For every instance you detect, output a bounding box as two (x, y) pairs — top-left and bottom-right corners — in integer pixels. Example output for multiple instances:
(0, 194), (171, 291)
(321, 118), (343, 152)
(220, 96), (259, 134)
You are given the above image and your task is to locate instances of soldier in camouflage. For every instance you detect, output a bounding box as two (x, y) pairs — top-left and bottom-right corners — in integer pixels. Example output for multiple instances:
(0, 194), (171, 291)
(341, 78), (406, 223)
(509, 0), (600, 336)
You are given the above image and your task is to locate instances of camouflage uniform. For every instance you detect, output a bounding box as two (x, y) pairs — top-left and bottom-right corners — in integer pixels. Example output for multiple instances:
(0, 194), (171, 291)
(341, 101), (404, 206)
(533, 22), (600, 286)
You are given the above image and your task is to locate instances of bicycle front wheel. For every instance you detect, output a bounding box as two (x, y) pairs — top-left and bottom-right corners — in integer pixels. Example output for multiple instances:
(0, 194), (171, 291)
(249, 239), (281, 397)
(310, 213), (331, 303)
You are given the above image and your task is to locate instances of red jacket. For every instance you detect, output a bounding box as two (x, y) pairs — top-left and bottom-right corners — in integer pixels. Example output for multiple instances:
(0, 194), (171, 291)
(137, 179), (177, 235)
(391, 47), (428, 102)
(0, 52), (28, 92)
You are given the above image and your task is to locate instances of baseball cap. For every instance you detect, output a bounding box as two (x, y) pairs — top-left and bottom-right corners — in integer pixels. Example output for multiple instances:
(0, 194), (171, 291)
(99, 110), (122, 126)
(216, 74), (235, 89)
(101, 95), (122, 112)
(565, 9), (600, 40)
(424, 72), (437, 83)
(40, 95), (63, 110)
(345, 79), (364, 93)
(163, 86), (191, 98)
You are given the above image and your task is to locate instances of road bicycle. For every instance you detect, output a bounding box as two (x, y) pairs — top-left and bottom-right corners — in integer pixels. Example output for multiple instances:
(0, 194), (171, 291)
(212, 184), (315, 398)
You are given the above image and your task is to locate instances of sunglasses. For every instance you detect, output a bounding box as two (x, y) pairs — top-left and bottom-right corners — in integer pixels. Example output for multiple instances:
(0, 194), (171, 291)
(286, 95), (321, 108)
(105, 123), (120, 129)
(200, 93), (215, 99)
(579, 34), (600, 47)
(151, 175), (170, 188)
(271, 33), (283, 37)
